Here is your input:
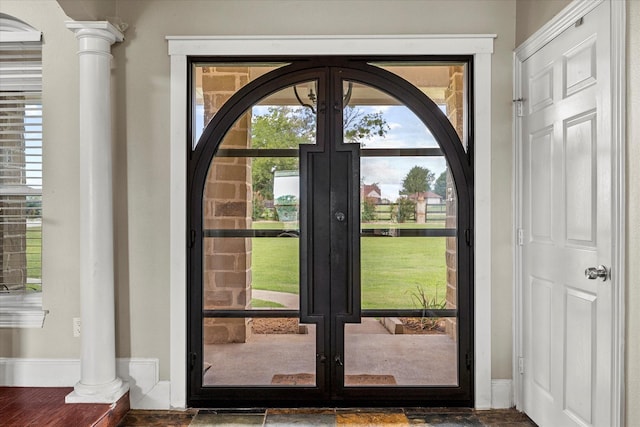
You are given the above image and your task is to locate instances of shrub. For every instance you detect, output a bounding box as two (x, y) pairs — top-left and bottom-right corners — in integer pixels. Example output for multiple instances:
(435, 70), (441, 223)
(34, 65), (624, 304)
(395, 197), (415, 223)
(408, 285), (446, 330)
(361, 198), (376, 222)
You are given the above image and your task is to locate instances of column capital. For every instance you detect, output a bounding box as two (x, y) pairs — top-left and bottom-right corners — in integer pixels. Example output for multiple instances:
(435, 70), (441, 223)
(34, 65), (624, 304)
(65, 21), (124, 45)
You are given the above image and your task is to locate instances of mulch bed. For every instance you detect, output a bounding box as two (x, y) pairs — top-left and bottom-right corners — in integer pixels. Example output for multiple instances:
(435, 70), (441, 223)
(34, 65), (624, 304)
(399, 317), (447, 334)
(251, 317), (447, 335)
(271, 373), (397, 385)
(251, 318), (300, 334)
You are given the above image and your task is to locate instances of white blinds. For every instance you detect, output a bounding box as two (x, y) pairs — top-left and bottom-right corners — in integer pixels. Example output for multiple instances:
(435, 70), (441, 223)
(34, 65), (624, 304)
(0, 38), (42, 293)
(0, 41), (42, 91)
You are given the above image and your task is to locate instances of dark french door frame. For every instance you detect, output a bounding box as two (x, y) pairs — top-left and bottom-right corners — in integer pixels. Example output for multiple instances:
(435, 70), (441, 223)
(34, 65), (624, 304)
(187, 56), (474, 407)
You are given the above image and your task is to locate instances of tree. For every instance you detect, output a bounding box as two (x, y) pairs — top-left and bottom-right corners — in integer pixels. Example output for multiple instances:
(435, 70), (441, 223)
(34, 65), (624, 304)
(434, 170), (448, 198)
(343, 106), (389, 145)
(400, 165), (435, 196)
(25, 195), (42, 217)
(250, 106), (313, 200)
(360, 179), (380, 222)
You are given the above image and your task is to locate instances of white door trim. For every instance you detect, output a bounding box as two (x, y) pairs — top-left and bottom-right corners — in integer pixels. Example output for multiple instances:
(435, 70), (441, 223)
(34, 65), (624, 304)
(512, 1), (626, 425)
(168, 34), (496, 409)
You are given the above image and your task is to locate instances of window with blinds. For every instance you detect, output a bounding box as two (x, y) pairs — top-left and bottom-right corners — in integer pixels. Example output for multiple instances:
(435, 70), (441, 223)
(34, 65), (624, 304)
(0, 22), (42, 297)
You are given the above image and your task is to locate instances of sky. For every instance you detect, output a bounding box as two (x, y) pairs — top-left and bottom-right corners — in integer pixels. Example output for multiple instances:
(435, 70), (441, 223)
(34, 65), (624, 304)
(358, 105), (447, 201)
(25, 105), (42, 190)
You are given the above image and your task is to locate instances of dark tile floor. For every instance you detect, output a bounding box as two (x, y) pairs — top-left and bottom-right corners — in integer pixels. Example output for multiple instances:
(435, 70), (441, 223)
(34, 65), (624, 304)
(118, 407), (538, 426)
(0, 387), (538, 426)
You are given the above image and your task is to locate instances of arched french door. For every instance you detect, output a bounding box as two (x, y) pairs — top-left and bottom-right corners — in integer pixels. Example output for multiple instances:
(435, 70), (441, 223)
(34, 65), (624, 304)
(187, 58), (473, 407)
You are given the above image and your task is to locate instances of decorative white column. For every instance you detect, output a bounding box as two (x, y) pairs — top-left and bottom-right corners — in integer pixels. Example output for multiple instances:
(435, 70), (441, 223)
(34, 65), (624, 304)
(64, 21), (128, 404)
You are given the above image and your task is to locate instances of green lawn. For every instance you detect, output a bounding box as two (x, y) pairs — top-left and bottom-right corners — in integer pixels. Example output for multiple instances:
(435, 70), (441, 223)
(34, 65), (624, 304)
(252, 237), (299, 294)
(360, 236), (447, 309)
(24, 222), (449, 308)
(27, 226), (42, 280)
(251, 298), (285, 308)
(251, 221), (449, 309)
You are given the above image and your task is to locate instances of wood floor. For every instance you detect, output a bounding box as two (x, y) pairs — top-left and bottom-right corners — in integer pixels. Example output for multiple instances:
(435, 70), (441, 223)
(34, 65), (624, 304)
(0, 387), (129, 427)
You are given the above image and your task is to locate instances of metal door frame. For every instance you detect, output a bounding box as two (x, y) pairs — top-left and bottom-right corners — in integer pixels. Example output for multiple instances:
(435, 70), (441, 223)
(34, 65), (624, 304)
(187, 57), (474, 407)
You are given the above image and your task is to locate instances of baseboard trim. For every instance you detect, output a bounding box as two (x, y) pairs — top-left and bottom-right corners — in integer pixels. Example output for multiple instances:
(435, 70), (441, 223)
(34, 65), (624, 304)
(0, 357), (511, 410)
(0, 357), (171, 409)
(491, 379), (513, 409)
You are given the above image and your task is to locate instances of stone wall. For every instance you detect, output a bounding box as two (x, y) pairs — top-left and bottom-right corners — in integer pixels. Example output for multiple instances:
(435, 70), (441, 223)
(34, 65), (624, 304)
(201, 67), (253, 344)
(444, 66), (465, 340)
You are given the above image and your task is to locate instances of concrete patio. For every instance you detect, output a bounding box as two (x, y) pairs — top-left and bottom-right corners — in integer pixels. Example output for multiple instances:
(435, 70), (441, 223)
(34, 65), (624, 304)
(203, 317), (458, 387)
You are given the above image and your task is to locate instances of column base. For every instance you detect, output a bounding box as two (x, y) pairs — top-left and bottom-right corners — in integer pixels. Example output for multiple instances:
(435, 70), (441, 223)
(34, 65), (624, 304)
(65, 378), (129, 404)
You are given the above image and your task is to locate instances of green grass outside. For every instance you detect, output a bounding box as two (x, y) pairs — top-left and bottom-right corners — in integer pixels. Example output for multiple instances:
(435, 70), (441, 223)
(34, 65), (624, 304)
(360, 236), (447, 309)
(27, 227), (42, 280)
(251, 221), (449, 309)
(251, 298), (285, 308)
(252, 220), (445, 230)
(25, 221), (449, 307)
(251, 237), (300, 294)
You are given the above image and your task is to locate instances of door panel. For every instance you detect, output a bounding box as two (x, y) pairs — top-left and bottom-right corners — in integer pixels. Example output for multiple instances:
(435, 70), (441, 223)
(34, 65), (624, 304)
(565, 112), (597, 245)
(196, 80), (325, 399)
(188, 59), (473, 407)
(521, 3), (612, 425)
(345, 79), (460, 389)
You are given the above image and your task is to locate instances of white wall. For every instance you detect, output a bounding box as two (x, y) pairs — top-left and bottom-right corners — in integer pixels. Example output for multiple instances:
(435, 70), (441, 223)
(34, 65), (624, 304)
(1, 0), (517, 384)
(0, 0), (81, 358)
(515, 0), (571, 44)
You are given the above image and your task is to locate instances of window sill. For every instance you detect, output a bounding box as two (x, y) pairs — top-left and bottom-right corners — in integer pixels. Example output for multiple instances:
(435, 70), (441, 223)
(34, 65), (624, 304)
(0, 293), (48, 328)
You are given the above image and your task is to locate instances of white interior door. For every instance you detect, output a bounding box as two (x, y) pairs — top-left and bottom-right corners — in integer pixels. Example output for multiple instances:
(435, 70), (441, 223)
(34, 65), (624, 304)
(520, 3), (613, 426)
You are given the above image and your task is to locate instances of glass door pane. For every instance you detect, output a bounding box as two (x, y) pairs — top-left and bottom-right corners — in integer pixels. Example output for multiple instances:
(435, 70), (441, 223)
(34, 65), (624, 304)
(189, 60), (472, 405)
(201, 83), (318, 387)
(341, 81), (459, 387)
(191, 62), (290, 147)
(369, 62), (469, 150)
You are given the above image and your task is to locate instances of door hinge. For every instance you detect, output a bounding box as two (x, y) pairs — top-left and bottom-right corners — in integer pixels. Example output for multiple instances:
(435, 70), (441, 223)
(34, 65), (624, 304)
(517, 228), (524, 246)
(518, 357), (525, 374)
(513, 98), (525, 117)
(189, 229), (196, 248)
(190, 352), (197, 371)
(466, 352), (473, 370)
(465, 229), (473, 247)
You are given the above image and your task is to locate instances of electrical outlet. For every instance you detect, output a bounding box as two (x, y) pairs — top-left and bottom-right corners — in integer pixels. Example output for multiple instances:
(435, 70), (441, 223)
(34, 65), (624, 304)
(73, 317), (81, 337)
